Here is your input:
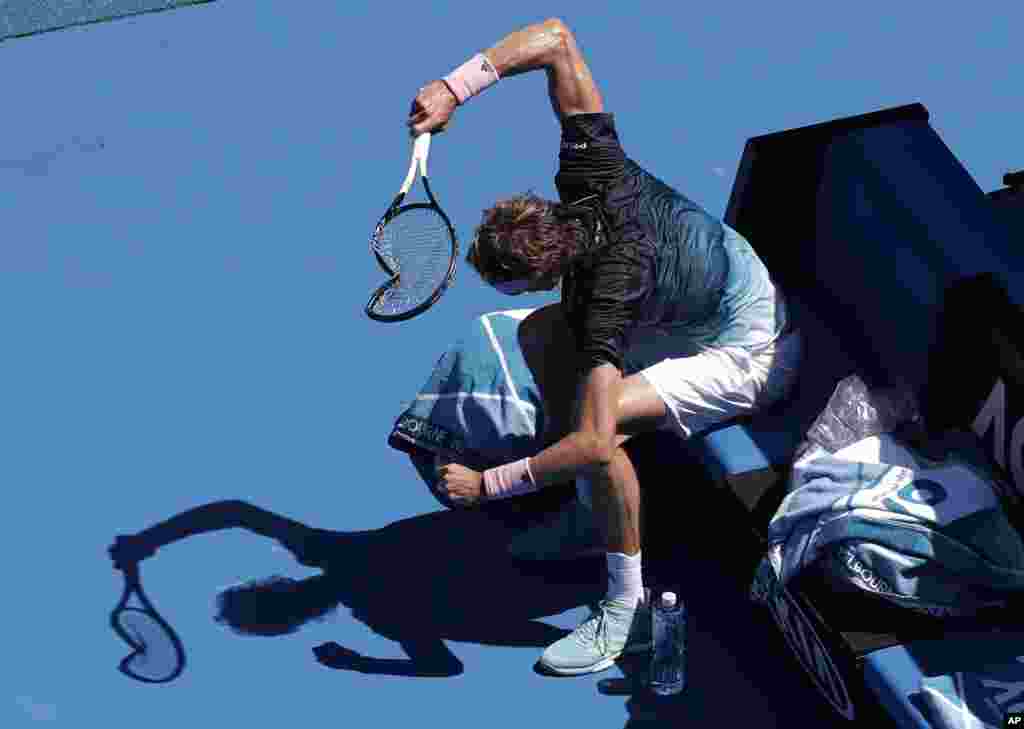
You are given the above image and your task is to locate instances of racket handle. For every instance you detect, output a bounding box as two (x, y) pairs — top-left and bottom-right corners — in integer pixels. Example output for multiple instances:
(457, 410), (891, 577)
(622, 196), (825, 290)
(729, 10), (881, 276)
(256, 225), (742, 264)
(397, 132), (432, 196)
(414, 132), (432, 178)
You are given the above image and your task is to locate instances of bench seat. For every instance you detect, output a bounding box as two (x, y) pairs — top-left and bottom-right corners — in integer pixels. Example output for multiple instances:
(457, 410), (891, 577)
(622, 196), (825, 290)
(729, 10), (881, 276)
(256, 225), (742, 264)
(689, 292), (861, 499)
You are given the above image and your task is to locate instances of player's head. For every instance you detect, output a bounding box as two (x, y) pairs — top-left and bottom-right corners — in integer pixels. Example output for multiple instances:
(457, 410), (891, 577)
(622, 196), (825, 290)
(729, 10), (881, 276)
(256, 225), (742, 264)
(467, 192), (589, 295)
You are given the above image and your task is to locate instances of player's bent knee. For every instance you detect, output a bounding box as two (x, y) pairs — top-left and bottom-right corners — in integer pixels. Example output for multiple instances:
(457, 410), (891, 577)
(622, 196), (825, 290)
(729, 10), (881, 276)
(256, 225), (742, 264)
(616, 373), (669, 436)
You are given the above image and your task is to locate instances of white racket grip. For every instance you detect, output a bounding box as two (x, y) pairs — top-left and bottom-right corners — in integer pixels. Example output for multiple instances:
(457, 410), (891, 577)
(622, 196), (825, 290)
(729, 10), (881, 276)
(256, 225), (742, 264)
(398, 132), (433, 196)
(415, 132), (432, 178)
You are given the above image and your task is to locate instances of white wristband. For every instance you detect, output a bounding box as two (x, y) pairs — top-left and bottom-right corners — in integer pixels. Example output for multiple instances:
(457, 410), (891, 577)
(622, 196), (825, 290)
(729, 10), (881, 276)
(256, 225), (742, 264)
(483, 457), (537, 500)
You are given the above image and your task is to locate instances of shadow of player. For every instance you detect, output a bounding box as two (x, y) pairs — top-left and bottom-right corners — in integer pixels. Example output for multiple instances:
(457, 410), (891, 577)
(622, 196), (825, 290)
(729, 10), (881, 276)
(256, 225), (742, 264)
(110, 496), (604, 678)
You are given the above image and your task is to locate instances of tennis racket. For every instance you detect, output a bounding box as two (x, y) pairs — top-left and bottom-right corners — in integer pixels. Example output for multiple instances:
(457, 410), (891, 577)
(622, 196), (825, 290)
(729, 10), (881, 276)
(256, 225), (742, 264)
(366, 132), (458, 322)
(110, 560), (186, 683)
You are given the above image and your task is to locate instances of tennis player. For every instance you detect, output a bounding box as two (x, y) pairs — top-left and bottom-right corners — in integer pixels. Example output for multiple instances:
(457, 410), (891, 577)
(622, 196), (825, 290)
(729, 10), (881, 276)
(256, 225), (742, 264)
(407, 17), (802, 676)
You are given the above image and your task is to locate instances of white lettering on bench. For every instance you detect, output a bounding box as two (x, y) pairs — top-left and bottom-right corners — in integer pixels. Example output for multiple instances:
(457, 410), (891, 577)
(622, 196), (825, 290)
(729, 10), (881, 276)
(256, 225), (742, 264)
(973, 379), (1024, 495)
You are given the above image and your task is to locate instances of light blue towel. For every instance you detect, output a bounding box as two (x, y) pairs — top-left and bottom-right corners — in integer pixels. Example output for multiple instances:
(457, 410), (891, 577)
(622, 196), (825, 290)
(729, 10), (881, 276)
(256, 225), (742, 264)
(388, 309), (545, 507)
(753, 430), (1024, 618)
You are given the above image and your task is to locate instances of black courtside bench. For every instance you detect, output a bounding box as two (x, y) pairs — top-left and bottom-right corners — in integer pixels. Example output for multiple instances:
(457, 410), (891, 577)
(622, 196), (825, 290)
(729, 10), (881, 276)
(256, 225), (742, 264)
(631, 103), (1024, 726)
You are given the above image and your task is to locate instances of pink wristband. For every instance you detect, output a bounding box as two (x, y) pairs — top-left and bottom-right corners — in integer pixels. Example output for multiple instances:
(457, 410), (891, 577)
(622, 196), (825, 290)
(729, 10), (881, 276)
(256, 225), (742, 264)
(443, 53), (500, 105)
(483, 457), (537, 500)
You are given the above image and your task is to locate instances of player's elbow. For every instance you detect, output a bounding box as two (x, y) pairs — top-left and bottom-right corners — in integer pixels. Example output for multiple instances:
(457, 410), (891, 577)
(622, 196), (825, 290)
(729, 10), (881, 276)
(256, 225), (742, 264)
(545, 16), (570, 34)
(543, 17), (574, 57)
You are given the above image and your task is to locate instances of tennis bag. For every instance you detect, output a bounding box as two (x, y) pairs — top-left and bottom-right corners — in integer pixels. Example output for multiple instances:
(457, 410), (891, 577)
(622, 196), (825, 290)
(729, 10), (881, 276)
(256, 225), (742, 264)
(753, 374), (1024, 619)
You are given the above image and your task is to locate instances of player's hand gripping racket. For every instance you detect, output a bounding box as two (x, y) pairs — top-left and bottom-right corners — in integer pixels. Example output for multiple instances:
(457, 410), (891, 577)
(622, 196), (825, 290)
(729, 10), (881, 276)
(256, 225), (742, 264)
(109, 537), (186, 683)
(366, 132), (458, 322)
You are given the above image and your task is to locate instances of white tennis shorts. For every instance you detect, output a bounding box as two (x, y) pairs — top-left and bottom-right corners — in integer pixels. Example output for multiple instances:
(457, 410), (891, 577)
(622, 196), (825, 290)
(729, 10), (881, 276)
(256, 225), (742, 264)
(637, 328), (804, 439)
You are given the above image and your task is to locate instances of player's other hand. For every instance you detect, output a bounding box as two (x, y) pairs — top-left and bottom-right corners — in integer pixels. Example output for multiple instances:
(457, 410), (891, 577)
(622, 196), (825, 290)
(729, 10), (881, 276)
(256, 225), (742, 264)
(408, 80), (457, 138)
(436, 462), (484, 508)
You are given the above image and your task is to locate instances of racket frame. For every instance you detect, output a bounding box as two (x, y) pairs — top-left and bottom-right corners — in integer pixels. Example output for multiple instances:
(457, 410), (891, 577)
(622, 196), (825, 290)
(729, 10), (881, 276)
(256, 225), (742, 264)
(366, 133), (458, 322)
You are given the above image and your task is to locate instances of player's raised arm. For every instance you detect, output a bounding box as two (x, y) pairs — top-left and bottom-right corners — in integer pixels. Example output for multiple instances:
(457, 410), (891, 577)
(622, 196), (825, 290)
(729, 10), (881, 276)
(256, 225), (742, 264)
(407, 18), (603, 137)
(484, 18), (604, 119)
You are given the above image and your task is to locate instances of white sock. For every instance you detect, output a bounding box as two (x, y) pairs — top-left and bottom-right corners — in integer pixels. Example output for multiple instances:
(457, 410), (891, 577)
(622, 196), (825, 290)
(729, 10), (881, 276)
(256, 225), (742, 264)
(606, 551), (644, 606)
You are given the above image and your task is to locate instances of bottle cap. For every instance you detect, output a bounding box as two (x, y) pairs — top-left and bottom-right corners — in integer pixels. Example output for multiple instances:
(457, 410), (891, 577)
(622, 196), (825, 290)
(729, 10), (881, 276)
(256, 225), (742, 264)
(660, 591), (677, 608)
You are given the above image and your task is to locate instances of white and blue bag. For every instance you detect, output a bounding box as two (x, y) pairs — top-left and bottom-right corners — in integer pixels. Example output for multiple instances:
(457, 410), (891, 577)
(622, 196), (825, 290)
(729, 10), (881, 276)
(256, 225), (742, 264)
(754, 374), (1024, 618)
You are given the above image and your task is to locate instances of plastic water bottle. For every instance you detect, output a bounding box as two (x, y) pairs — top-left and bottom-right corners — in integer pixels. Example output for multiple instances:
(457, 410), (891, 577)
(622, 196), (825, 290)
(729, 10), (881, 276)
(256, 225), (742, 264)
(649, 591), (686, 696)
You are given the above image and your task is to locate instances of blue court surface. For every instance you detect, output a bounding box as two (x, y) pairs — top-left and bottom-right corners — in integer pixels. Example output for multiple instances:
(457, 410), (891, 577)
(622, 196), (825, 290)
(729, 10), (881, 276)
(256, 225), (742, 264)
(5, 2), (1022, 728)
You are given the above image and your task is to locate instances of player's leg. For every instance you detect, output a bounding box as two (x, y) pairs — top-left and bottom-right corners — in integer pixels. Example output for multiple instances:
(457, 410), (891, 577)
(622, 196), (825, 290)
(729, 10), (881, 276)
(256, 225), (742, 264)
(536, 372), (667, 675)
(588, 371), (666, 560)
(539, 335), (802, 676)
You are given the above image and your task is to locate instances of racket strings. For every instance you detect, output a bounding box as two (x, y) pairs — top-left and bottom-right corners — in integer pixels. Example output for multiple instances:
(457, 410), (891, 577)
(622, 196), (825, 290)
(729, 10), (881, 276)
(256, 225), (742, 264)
(116, 609), (182, 682)
(371, 207), (453, 316)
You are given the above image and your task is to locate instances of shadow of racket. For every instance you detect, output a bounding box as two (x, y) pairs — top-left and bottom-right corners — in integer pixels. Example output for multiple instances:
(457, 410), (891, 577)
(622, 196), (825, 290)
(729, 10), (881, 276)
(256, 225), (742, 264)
(110, 561), (186, 683)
